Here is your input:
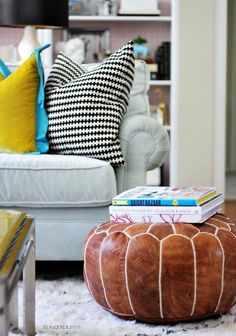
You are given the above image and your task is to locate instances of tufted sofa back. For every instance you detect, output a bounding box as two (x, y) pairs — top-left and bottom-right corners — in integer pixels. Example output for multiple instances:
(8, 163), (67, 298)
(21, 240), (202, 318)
(126, 60), (150, 118)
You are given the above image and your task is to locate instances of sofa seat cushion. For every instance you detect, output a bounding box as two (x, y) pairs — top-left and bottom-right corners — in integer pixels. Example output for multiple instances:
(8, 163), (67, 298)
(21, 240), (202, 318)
(0, 154), (116, 207)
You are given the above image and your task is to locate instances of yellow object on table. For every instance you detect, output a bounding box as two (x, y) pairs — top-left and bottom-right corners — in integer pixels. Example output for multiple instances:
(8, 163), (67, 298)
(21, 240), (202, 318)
(155, 88), (169, 125)
(0, 209), (35, 336)
(0, 210), (22, 246)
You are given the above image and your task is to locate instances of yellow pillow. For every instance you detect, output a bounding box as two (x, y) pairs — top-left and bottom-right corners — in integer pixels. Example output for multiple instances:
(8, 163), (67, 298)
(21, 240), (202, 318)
(0, 55), (39, 153)
(0, 73), (4, 81)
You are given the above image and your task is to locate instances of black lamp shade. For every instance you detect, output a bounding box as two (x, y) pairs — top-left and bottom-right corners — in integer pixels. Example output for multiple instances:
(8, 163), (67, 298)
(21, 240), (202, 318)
(0, 0), (68, 28)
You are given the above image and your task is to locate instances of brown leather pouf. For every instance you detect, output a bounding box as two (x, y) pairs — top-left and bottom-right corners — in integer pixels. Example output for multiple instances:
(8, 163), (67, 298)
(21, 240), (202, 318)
(84, 213), (236, 323)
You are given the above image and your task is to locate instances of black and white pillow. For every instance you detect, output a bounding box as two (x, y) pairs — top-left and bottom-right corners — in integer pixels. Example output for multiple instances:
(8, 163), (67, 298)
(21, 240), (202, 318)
(45, 42), (135, 165)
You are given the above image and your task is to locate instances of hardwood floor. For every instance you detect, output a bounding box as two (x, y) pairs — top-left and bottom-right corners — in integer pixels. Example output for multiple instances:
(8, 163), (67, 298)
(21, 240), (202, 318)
(223, 200), (236, 222)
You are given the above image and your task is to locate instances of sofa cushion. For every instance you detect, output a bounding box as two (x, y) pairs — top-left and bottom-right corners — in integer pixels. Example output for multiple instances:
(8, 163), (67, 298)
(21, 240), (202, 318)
(0, 154), (116, 207)
(0, 45), (49, 154)
(45, 41), (135, 166)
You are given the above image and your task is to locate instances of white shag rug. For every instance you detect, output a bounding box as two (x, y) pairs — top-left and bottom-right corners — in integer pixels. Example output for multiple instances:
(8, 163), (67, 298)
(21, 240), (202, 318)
(10, 278), (236, 336)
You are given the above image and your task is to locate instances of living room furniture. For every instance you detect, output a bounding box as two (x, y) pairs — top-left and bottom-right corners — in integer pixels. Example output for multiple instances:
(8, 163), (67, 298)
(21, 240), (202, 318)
(0, 60), (169, 261)
(84, 213), (236, 323)
(0, 210), (35, 335)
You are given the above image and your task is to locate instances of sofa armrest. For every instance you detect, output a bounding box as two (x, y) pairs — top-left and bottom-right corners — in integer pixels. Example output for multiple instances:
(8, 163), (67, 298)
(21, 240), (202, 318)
(115, 115), (169, 193)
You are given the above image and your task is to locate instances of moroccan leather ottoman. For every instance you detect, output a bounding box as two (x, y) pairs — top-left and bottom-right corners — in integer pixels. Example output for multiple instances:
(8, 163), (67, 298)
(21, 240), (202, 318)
(84, 213), (236, 323)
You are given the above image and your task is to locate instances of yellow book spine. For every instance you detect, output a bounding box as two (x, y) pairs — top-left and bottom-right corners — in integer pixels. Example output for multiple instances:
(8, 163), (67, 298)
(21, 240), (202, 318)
(197, 191), (217, 205)
(112, 200), (129, 205)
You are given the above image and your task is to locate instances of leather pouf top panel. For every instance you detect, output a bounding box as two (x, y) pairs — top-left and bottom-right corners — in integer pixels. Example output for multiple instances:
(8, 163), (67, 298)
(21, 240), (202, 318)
(84, 213), (236, 323)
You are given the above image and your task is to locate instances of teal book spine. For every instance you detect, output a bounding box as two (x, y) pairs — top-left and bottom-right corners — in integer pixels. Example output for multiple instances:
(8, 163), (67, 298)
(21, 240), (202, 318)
(113, 198), (198, 206)
(159, 199), (197, 206)
(128, 199), (161, 206)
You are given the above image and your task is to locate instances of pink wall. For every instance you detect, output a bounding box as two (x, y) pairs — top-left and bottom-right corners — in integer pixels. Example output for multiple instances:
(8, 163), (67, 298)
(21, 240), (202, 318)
(0, 0), (171, 56)
(69, 20), (170, 59)
(0, 27), (23, 45)
(0, 0), (171, 106)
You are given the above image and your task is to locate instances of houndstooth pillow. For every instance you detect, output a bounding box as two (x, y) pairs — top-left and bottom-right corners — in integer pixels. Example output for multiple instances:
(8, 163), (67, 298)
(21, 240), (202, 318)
(45, 42), (135, 165)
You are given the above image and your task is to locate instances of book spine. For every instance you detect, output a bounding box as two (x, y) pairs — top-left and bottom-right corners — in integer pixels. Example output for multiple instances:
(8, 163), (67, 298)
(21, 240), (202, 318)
(109, 207), (221, 224)
(112, 199), (161, 206)
(163, 41), (171, 80)
(109, 212), (202, 224)
(109, 205), (202, 215)
(159, 199), (197, 206)
(155, 45), (165, 80)
(112, 199), (197, 206)
(155, 42), (171, 80)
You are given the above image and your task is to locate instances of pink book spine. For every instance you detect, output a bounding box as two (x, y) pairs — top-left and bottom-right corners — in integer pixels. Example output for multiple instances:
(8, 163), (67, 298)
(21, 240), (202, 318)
(109, 213), (197, 224)
(109, 205), (221, 223)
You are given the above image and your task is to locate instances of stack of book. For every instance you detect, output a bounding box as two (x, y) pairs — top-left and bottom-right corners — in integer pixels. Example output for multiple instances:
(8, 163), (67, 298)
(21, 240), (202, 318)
(109, 186), (223, 224)
(155, 41), (171, 80)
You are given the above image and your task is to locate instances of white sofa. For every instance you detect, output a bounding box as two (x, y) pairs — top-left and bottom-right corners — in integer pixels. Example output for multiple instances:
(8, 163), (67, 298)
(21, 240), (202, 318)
(0, 61), (169, 260)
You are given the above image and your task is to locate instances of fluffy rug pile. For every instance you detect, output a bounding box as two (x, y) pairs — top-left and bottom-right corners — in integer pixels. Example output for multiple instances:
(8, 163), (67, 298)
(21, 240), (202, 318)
(11, 278), (236, 336)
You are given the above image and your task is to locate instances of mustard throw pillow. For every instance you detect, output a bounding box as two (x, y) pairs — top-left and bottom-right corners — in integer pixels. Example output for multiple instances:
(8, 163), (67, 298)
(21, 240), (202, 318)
(0, 55), (38, 152)
(0, 45), (49, 153)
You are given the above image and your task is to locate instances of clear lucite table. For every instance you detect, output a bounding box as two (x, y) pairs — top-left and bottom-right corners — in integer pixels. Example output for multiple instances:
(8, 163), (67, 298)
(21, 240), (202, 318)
(0, 210), (35, 336)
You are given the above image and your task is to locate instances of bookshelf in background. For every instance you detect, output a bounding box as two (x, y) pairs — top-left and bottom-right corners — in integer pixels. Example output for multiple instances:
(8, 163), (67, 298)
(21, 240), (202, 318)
(68, 0), (173, 186)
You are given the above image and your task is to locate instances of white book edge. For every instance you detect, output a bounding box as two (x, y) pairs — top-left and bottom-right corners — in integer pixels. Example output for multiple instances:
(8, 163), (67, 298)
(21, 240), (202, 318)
(109, 205), (222, 224)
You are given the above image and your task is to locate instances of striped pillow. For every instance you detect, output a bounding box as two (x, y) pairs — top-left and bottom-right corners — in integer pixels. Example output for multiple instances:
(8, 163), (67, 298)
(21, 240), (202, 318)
(45, 42), (135, 166)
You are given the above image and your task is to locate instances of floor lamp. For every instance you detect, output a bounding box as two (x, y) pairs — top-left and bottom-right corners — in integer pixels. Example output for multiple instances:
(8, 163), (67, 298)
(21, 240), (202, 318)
(0, 0), (68, 62)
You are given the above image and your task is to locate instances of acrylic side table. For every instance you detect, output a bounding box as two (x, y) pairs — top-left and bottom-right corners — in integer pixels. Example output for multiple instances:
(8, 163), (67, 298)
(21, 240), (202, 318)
(0, 210), (35, 336)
